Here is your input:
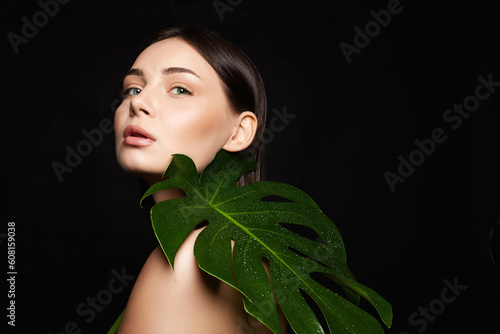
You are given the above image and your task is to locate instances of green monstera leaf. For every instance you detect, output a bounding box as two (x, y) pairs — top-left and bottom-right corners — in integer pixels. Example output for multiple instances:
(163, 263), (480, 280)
(140, 150), (392, 334)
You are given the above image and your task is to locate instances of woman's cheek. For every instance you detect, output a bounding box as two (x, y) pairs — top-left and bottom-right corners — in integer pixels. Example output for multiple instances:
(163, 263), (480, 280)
(113, 106), (127, 139)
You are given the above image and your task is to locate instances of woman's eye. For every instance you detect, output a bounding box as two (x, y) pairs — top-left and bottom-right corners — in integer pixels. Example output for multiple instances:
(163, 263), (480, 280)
(126, 88), (142, 96)
(171, 86), (191, 96)
(120, 87), (141, 98)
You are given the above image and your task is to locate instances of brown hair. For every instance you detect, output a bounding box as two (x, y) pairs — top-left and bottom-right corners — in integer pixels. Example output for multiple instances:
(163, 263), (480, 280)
(141, 26), (267, 185)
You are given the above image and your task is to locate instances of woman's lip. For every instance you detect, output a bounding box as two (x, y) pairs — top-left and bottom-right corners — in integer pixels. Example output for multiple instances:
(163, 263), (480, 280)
(123, 125), (156, 147)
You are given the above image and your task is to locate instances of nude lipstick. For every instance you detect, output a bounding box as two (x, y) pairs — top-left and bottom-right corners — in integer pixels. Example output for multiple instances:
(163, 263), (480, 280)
(123, 125), (156, 146)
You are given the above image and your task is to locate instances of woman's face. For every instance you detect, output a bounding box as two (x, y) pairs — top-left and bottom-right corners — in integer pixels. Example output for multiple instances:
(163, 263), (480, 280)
(114, 38), (242, 183)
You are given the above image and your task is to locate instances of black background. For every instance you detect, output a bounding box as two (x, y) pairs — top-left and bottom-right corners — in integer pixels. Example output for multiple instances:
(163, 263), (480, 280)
(3, 0), (499, 333)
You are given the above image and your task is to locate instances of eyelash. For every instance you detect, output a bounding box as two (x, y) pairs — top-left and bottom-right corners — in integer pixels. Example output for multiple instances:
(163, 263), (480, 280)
(119, 86), (193, 99)
(170, 85), (193, 96)
(119, 87), (141, 99)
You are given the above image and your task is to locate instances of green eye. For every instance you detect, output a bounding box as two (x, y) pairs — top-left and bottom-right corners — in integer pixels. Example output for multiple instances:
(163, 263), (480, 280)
(128, 88), (141, 96)
(120, 87), (141, 100)
(171, 86), (191, 95)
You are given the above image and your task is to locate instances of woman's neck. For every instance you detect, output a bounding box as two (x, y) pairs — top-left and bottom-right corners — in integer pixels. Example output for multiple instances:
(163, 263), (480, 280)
(142, 173), (187, 204)
(151, 188), (186, 204)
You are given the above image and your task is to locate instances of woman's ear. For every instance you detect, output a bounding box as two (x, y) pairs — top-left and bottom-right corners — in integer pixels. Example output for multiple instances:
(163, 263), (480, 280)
(223, 111), (258, 152)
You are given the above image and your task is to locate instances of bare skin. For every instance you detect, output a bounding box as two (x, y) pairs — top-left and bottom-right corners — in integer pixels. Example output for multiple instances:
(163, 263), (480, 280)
(118, 231), (277, 333)
(114, 38), (285, 333)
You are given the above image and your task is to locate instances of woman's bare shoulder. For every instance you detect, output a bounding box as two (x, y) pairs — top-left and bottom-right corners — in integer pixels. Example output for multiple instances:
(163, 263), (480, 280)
(118, 229), (276, 333)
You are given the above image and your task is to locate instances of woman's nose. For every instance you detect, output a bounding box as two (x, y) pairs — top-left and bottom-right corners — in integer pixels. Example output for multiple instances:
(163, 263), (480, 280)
(129, 90), (155, 118)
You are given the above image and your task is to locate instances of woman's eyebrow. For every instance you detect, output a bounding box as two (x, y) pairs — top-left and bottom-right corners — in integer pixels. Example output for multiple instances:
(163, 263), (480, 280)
(161, 67), (201, 78)
(123, 67), (200, 79)
(124, 68), (143, 77)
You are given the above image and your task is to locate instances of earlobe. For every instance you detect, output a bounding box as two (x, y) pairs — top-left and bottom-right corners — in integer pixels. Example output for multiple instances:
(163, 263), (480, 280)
(223, 111), (258, 152)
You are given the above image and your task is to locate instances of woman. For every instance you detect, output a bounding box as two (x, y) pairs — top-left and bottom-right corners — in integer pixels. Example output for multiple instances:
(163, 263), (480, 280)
(113, 26), (286, 333)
